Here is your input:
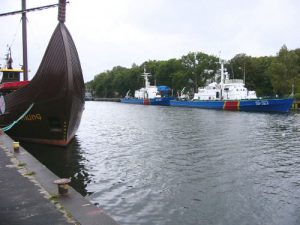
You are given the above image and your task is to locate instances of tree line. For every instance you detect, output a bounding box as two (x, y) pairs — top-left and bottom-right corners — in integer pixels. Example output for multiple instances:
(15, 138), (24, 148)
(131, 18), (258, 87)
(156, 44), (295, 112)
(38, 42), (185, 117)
(86, 45), (300, 99)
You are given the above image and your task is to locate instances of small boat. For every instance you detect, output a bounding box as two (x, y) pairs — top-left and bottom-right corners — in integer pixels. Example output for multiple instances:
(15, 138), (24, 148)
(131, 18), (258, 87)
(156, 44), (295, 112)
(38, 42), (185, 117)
(121, 68), (174, 105)
(170, 59), (293, 113)
(0, 1), (85, 146)
(85, 92), (94, 101)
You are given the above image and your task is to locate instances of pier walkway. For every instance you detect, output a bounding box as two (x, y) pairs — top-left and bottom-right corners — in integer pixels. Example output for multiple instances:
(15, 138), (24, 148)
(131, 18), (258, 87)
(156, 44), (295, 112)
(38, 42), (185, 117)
(0, 132), (118, 225)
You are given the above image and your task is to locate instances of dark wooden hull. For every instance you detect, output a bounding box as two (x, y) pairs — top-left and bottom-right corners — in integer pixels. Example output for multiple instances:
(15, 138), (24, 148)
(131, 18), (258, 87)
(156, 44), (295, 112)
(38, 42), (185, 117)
(0, 22), (85, 146)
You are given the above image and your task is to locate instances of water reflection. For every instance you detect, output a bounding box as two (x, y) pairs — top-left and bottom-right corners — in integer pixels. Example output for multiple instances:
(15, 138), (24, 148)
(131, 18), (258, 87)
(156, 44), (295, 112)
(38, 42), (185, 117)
(21, 137), (89, 196)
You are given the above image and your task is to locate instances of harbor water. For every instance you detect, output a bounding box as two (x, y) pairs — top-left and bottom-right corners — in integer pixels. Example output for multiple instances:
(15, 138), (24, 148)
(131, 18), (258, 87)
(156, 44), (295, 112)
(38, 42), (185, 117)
(22, 101), (300, 225)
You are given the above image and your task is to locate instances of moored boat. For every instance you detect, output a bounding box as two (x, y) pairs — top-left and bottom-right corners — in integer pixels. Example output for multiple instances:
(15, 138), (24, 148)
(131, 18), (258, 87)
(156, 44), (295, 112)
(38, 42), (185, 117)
(85, 91), (94, 101)
(170, 98), (293, 113)
(0, 0), (85, 146)
(170, 59), (293, 113)
(121, 68), (174, 106)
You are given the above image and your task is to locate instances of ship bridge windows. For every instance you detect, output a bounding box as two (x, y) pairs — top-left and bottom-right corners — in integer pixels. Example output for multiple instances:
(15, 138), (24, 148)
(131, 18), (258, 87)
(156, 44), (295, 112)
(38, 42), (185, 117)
(1, 71), (21, 83)
(8, 72), (19, 79)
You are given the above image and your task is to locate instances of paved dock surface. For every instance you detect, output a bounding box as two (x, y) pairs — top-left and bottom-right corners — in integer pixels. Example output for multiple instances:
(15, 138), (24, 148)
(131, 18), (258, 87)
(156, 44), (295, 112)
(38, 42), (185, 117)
(0, 146), (72, 225)
(0, 133), (119, 225)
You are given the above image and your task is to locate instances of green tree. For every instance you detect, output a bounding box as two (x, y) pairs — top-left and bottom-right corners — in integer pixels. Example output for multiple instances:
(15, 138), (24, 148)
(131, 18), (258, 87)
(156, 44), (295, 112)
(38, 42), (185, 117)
(181, 52), (218, 92)
(229, 54), (273, 96)
(267, 45), (300, 96)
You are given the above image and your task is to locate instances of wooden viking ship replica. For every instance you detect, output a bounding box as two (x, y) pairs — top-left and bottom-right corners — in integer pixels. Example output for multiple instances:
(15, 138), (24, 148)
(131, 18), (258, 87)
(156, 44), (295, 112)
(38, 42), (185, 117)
(0, 0), (85, 146)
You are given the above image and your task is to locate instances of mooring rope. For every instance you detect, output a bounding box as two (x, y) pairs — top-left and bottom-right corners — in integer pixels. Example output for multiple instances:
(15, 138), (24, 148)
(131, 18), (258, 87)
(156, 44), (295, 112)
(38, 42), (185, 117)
(2, 103), (34, 132)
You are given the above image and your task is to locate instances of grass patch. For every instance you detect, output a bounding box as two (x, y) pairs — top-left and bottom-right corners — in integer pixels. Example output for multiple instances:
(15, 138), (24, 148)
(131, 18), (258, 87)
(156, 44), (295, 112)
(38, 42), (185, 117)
(49, 194), (59, 202)
(18, 163), (26, 167)
(25, 171), (35, 176)
(66, 210), (74, 219)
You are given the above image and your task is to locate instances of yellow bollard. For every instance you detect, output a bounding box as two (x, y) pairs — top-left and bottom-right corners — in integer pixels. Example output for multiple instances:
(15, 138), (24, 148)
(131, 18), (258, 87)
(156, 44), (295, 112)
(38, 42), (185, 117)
(13, 142), (20, 151)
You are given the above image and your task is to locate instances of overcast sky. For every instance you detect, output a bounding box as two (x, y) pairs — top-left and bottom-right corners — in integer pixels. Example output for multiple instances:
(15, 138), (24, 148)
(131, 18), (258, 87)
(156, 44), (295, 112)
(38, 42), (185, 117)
(1, 0), (299, 82)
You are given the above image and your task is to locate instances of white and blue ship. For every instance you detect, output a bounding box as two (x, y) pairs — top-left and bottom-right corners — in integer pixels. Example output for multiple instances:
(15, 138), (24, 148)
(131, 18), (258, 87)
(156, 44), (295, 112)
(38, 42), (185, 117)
(121, 68), (174, 105)
(170, 59), (293, 113)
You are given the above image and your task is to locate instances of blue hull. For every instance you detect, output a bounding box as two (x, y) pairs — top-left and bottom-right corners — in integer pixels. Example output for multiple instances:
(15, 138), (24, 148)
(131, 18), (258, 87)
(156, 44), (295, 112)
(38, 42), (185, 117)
(170, 98), (294, 113)
(121, 97), (174, 106)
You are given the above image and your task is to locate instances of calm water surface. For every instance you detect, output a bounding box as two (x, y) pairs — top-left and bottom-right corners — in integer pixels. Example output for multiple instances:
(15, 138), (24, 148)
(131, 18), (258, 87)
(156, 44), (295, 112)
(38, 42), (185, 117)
(23, 101), (300, 225)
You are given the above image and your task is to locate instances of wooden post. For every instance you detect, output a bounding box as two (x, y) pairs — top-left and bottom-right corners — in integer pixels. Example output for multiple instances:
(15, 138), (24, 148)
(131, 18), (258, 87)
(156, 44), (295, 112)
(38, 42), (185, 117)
(58, 0), (66, 23)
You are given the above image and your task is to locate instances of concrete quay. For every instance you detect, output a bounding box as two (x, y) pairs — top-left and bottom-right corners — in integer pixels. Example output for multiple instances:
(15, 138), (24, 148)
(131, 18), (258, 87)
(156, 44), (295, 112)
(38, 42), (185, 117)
(0, 132), (119, 225)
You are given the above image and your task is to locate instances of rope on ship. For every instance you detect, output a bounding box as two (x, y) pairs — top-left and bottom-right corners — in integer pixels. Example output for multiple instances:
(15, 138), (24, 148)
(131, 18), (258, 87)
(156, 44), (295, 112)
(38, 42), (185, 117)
(2, 103), (34, 132)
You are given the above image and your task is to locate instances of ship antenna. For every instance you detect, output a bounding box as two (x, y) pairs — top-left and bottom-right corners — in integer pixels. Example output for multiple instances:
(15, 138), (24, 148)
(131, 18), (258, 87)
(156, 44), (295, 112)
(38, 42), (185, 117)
(7, 47), (13, 69)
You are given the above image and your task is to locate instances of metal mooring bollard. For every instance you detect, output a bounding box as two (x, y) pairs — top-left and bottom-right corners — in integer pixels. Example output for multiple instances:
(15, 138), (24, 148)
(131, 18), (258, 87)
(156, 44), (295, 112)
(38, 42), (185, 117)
(54, 178), (71, 195)
(13, 142), (20, 151)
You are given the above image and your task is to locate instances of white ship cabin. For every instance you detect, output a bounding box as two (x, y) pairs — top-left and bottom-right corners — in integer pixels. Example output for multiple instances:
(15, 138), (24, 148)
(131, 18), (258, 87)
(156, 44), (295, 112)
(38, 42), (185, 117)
(134, 86), (161, 99)
(193, 79), (257, 101)
(134, 68), (161, 99)
(223, 79), (257, 100)
(194, 82), (221, 100)
(193, 60), (257, 101)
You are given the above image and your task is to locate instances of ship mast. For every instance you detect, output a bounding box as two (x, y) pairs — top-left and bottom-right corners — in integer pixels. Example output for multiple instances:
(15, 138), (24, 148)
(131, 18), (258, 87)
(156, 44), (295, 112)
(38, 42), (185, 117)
(22, 0), (28, 80)
(219, 58), (225, 100)
(220, 58), (225, 86)
(142, 66), (151, 89)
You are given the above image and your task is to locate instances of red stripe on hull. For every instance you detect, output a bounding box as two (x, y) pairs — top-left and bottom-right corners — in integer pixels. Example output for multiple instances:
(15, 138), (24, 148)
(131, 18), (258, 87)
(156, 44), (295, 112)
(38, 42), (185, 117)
(144, 99), (150, 105)
(223, 101), (240, 110)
